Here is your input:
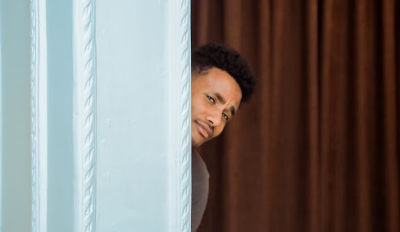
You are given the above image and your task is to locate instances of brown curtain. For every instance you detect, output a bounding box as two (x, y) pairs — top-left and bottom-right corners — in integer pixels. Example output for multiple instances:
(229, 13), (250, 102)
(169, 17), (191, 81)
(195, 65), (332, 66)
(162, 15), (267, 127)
(191, 0), (400, 231)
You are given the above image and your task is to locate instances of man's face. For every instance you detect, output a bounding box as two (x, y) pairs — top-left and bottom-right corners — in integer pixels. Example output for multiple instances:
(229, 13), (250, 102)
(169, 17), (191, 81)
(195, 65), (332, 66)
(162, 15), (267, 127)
(191, 67), (242, 147)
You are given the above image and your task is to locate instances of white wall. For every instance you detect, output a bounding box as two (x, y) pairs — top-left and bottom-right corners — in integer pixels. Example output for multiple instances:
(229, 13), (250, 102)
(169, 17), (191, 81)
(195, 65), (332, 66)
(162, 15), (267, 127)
(0, 0), (191, 231)
(95, 0), (170, 230)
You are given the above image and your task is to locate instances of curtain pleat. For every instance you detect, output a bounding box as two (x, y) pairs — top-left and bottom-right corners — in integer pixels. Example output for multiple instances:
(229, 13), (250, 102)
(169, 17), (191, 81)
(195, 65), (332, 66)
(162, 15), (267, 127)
(191, 0), (400, 231)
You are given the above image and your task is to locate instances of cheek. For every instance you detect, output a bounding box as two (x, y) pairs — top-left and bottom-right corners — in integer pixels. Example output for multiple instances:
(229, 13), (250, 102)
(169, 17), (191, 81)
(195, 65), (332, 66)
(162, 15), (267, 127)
(191, 98), (207, 117)
(213, 125), (225, 137)
(191, 99), (200, 117)
(191, 95), (199, 114)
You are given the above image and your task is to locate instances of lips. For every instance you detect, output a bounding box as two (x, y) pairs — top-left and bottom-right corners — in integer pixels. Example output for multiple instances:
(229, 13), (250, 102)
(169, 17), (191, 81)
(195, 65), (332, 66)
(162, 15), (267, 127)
(195, 120), (212, 139)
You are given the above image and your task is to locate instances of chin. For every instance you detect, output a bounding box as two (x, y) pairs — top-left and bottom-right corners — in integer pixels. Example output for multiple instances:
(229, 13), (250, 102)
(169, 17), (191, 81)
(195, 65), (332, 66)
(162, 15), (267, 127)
(192, 140), (201, 148)
(192, 136), (204, 148)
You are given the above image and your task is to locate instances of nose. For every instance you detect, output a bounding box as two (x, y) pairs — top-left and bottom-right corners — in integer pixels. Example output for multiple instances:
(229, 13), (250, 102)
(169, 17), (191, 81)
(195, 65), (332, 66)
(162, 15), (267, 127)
(206, 109), (222, 127)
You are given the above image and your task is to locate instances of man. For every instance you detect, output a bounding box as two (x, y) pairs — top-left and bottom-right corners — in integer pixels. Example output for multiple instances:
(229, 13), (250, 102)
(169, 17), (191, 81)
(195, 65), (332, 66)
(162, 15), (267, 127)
(191, 43), (256, 231)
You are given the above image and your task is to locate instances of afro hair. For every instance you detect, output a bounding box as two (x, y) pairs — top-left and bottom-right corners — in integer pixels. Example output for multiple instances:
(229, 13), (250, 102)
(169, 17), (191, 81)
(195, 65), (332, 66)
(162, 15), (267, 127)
(192, 43), (256, 103)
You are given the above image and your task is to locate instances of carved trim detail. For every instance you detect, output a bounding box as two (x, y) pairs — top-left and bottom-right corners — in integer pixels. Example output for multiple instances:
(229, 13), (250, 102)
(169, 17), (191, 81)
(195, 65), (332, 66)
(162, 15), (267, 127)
(30, 0), (48, 229)
(177, 0), (191, 231)
(30, 0), (39, 231)
(75, 0), (97, 231)
(30, 0), (49, 231)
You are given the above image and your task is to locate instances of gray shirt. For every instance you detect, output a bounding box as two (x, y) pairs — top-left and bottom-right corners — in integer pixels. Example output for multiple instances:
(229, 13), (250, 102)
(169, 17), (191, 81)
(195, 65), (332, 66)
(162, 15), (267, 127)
(192, 150), (209, 231)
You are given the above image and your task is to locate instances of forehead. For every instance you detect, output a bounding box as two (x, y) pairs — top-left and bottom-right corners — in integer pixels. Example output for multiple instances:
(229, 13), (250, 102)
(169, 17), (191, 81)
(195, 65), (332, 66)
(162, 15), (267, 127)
(192, 67), (242, 108)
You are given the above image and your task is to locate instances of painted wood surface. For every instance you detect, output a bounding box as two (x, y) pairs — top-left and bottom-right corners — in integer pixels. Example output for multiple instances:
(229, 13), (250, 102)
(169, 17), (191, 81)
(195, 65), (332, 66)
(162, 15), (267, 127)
(1, 0), (191, 231)
(1, 0), (32, 231)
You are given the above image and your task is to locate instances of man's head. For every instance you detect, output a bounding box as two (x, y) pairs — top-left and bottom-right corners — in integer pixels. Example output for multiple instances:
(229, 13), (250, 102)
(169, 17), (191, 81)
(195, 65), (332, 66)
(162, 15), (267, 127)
(191, 43), (256, 147)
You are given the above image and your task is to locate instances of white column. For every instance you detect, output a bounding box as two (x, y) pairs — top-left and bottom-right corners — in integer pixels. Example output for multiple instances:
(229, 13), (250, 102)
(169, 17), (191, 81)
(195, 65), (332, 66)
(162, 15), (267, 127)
(1, 0), (191, 231)
(94, 0), (191, 231)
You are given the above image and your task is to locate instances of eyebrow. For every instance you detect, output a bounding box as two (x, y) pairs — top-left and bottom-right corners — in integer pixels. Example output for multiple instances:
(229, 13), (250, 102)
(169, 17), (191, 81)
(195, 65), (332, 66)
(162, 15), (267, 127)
(214, 92), (236, 116)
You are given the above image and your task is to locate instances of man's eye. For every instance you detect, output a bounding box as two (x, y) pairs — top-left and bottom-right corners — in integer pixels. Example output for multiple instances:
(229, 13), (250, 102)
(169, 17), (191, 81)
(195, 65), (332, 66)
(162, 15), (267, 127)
(207, 95), (215, 104)
(222, 112), (229, 121)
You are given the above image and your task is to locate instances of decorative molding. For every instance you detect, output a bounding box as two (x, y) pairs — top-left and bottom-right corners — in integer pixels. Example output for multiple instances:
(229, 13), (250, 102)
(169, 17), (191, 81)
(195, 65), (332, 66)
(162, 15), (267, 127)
(177, 0), (191, 231)
(30, 0), (38, 228)
(30, 0), (48, 231)
(73, 0), (97, 231)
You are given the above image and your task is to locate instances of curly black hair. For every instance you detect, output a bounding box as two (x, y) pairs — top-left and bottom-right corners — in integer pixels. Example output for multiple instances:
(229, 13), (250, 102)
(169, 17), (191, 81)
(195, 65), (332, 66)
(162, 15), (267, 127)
(192, 43), (256, 103)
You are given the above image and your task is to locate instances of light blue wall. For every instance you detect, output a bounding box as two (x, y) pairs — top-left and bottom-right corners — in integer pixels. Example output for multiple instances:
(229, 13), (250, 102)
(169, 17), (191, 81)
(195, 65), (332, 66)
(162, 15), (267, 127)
(1, 0), (31, 231)
(96, 0), (170, 231)
(46, 0), (74, 231)
(0, 0), (2, 230)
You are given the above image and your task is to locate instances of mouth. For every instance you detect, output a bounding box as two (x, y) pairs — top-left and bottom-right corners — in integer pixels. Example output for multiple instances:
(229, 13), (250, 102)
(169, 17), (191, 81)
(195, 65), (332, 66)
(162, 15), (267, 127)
(194, 120), (212, 139)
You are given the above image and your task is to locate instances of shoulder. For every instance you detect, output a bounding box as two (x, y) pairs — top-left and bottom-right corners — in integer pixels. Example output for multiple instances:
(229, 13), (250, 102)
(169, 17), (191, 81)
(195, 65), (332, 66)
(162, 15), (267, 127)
(192, 150), (209, 179)
(191, 150), (210, 231)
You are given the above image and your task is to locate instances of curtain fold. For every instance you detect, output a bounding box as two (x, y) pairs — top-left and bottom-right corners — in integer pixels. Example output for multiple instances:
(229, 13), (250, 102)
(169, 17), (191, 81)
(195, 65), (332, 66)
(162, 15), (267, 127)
(191, 0), (399, 231)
